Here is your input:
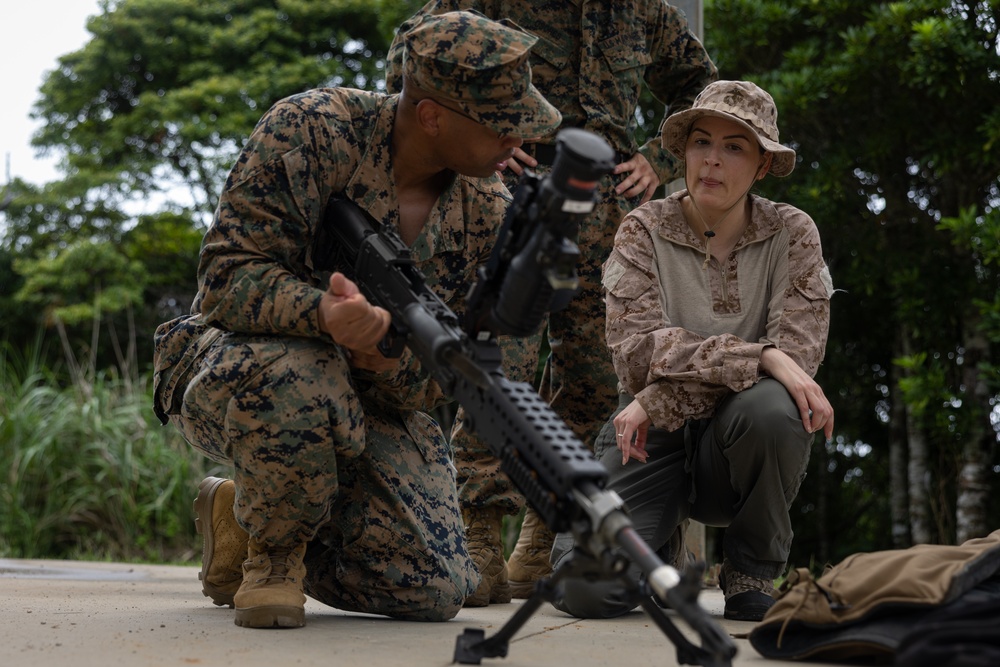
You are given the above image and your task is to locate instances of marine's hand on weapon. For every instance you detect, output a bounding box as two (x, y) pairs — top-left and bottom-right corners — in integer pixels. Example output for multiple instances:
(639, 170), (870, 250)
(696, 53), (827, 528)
(314, 207), (492, 391)
(319, 271), (396, 372)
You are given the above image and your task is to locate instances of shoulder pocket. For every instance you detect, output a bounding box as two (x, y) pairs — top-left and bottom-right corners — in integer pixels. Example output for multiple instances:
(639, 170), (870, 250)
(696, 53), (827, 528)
(603, 255), (653, 300)
(793, 265), (834, 301)
(225, 148), (311, 254)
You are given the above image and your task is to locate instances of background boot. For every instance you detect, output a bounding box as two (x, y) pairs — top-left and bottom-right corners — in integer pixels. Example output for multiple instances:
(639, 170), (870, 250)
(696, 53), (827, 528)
(193, 476), (248, 607)
(462, 507), (511, 607)
(508, 506), (555, 599)
(234, 536), (307, 628)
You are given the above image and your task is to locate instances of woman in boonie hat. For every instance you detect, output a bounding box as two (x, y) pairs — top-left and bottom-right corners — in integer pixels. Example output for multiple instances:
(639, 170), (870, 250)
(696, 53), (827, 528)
(551, 81), (836, 624)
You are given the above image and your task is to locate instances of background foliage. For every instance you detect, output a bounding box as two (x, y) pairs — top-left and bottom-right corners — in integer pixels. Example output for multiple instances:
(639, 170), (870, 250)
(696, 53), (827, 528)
(1, 0), (997, 566)
(703, 0), (1000, 566)
(0, 341), (222, 560)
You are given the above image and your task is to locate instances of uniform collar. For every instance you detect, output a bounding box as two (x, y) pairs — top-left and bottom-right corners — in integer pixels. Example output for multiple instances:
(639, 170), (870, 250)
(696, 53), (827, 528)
(655, 189), (785, 249)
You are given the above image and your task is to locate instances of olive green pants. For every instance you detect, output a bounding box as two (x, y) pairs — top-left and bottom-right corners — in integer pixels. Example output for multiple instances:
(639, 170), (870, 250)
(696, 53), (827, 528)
(550, 379), (812, 618)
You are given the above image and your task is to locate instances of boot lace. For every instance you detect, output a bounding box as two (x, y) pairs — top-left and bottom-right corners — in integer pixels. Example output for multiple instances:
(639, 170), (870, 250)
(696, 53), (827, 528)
(254, 545), (301, 584)
(721, 561), (774, 597)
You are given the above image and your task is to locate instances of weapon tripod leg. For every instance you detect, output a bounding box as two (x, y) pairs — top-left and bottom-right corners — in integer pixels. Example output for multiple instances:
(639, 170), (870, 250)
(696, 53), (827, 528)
(637, 595), (737, 667)
(453, 564), (569, 664)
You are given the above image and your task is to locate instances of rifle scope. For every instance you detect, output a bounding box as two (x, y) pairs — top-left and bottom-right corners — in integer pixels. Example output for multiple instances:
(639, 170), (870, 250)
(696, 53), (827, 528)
(468, 128), (616, 337)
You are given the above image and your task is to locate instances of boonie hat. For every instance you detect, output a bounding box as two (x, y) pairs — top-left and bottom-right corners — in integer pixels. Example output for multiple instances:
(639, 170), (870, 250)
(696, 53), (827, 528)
(402, 11), (562, 138)
(663, 80), (796, 177)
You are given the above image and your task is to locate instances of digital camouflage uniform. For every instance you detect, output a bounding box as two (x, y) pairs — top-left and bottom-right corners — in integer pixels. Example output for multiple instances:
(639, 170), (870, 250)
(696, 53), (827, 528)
(386, 0), (718, 516)
(152, 11), (557, 621)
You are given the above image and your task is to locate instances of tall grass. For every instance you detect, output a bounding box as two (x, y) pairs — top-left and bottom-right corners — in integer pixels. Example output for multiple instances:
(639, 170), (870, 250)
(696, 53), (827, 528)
(0, 343), (228, 563)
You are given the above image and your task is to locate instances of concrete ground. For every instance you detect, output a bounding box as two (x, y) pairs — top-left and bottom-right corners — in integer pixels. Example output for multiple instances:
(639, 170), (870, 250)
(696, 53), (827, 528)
(0, 558), (838, 667)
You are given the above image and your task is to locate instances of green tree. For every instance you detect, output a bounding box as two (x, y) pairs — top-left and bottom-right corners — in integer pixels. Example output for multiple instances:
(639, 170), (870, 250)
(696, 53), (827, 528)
(0, 176), (131, 255)
(14, 241), (148, 386)
(0, 177), (204, 374)
(0, 248), (35, 352)
(705, 0), (1000, 561)
(4, 0), (414, 370)
(31, 0), (396, 220)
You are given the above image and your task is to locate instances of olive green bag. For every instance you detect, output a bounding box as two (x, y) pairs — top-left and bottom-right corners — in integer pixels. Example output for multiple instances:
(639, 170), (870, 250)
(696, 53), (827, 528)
(749, 529), (1000, 663)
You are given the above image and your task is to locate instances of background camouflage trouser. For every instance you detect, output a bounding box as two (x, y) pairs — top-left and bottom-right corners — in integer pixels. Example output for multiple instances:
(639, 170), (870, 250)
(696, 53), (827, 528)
(453, 168), (641, 514)
(171, 333), (477, 621)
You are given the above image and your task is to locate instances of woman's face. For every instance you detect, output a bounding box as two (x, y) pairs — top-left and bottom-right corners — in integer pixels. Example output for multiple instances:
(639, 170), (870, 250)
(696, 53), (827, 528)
(684, 115), (768, 214)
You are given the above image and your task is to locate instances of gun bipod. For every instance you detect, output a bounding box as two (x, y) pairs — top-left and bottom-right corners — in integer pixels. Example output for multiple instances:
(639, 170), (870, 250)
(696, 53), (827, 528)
(453, 550), (736, 667)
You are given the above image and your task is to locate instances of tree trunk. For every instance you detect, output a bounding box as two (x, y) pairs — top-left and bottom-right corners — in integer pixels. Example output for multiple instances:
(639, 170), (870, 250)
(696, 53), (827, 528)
(906, 416), (932, 544)
(955, 323), (992, 544)
(900, 329), (932, 544)
(956, 453), (989, 543)
(889, 375), (910, 547)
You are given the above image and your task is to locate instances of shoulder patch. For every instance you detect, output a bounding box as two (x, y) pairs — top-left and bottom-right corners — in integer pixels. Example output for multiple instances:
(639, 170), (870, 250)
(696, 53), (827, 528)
(603, 256), (627, 292)
(820, 265), (835, 298)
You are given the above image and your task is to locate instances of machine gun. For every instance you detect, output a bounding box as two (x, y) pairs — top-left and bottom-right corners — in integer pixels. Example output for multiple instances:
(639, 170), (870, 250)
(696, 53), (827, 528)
(314, 129), (737, 667)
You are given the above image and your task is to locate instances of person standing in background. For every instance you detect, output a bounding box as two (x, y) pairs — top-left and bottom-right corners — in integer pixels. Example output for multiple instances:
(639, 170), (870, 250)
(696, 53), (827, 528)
(386, 0), (717, 607)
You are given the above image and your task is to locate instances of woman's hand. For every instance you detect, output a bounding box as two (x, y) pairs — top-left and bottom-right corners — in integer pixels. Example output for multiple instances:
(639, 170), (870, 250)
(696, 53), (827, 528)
(760, 347), (835, 439)
(318, 272), (396, 372)
(614, 399), (653, 464)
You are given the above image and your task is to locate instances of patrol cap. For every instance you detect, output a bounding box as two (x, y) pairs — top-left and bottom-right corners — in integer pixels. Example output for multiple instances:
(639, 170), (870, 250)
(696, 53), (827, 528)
(663, 80), (797, 177)
(402, 10), (561, 138)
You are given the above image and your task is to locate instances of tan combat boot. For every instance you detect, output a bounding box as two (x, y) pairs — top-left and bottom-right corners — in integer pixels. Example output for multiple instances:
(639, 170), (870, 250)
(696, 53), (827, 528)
(462, 507), (511, 607)
(234, 536), (307, 628)
(507, 506), (556, 598)
(193, 476), (249, 607)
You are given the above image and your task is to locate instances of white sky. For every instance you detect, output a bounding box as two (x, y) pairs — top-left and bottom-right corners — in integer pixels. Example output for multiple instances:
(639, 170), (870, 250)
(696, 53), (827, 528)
(1, 1), (103, 186)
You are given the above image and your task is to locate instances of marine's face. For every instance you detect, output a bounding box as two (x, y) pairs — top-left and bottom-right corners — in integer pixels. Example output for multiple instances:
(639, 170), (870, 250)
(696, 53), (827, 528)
(432, 100), (524, 178)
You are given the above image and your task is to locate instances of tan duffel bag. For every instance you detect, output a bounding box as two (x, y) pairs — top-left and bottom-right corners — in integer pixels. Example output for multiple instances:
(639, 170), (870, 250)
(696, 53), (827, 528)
(749, 529), (1000, 664)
